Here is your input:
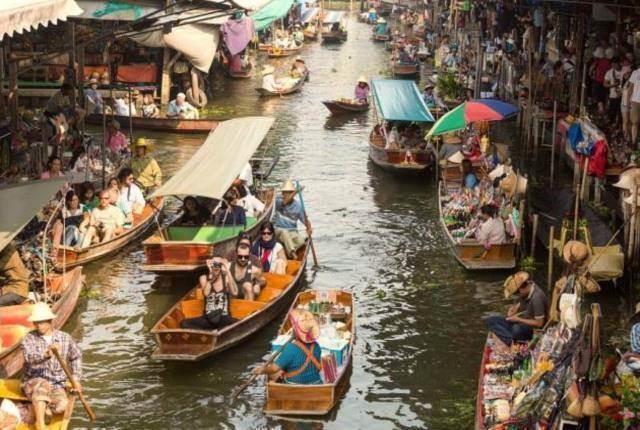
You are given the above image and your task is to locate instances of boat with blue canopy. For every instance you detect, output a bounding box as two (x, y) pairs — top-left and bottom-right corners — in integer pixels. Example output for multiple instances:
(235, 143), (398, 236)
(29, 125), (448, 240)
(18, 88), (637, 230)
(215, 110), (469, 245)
(368, 79), (436, 174)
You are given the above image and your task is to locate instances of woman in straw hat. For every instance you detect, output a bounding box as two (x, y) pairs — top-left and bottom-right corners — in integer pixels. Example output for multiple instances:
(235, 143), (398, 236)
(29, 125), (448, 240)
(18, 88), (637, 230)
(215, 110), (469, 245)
(130, 137), (162, 190)
(485, 271), (548, 346)
(354, 76), (370, 103)
(252, 308), (323, 384)
(20, 302), (82, 430)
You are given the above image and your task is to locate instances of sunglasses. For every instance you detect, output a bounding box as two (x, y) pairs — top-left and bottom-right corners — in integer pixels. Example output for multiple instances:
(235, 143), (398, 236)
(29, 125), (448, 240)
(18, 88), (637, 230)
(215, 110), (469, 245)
(237, 255), (250, 261)
(261, 231), (273, 236)
(99, 197), (110, 200)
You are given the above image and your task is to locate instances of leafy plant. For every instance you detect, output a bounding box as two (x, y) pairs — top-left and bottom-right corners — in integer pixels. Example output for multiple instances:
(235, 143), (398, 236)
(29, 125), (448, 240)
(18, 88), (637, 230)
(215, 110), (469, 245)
(436, 72), (464, 101)
(520, 256), (537, 273)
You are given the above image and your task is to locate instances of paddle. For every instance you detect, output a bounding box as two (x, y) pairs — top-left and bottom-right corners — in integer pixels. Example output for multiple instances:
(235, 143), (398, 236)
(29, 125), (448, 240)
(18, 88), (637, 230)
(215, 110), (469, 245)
(229, 334), (295, 402)
(50, 345), (96, 422)
(295, 181), (318, 267)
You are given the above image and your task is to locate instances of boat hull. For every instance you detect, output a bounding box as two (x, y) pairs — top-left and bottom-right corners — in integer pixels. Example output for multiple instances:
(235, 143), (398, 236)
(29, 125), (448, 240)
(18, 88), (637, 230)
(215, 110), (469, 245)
(85, 114), (219, 134)
(322, 100), (369, 115)
(321, 31), (347, 43)
(267, 45), (303, 58)
(368, 132), (431, 174)
(256, 73), (307, 97)
(392, 63), (420, 78)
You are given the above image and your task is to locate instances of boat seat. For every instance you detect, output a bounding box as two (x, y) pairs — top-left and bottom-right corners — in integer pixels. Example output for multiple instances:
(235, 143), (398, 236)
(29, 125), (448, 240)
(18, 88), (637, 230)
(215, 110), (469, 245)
(180, 300), (204, 318)
(229, 299), (266, 319)
(0, 379), (28, 401)
(161, 315), (180, 330)
(263, 273), (294, 291)
(256, 287), (282, 303)
(286, 260), (301, 276)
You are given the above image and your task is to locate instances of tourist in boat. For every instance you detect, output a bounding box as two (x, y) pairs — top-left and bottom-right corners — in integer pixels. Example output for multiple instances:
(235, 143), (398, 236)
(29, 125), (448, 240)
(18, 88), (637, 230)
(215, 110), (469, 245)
(84, 78), (104, 114)
(117, 167), (146, 216)
(461, 159), (479, 189)
(0, 244), (30, 306)
(234, 184), (265, 218)
(476, 204), (506, 246)
(166, 93), (200, 119)
(354, 77), (370, 103)
(274, 180), (311, 258)
(291, 57), (307, 78)
(178, 196), (210, 225)
(141, 94), (160, 118)
(107, 120), (129, 155)
(438, 134), (462, 162)
(20, 302), (82, 430)
(261, 65), (285, 92)
(51, 190), (86, 248)
(40, 155), (65, 180)
(79, 181), (98, 211)
(228, 242), (266, 300)
(180, 257), (238, 330)
(106, 177), (121, 205)
(114, 92), (136, 117)
(485, 271), (548, 347)
(130, 138), (162, 191)
(78, 189), (125, 247)
(252, 221), (287, 274)
(293, 24), (304, 45)
(214, 189), (246, 226)
(252, 308), (322, 384)
(385, 124), (401, 150)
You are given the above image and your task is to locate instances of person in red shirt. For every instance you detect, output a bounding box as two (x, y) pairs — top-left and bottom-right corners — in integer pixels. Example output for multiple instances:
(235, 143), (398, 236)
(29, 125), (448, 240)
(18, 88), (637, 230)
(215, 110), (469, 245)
(590, 47), (612, 114)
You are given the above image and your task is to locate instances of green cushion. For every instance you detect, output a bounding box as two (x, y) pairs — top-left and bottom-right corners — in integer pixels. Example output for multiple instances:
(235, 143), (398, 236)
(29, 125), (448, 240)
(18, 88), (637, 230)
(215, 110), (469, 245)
(167, 217), (258, 242)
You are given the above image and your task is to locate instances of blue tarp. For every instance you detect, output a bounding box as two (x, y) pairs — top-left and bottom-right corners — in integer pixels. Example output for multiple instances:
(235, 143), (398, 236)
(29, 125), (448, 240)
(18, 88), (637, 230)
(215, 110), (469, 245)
(301, 7), (319, 23)
(322, 10), (344, 24)
(371, 79), (435, 122)
(253, 0), (295, 32)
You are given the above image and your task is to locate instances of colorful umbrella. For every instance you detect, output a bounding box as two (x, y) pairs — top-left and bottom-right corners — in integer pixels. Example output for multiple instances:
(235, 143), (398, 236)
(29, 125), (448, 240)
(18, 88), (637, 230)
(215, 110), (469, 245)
(426, 99), (518, 138)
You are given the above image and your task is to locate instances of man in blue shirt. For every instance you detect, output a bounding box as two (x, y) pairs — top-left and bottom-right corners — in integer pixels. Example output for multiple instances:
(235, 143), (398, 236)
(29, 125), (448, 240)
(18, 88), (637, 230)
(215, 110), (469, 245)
(274, 180), (312, 258)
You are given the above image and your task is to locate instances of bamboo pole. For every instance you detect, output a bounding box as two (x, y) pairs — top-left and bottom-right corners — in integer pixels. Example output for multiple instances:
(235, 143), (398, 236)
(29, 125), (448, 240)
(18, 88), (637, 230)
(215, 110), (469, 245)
(531, 214), (539, 257)
(573, 163), (582, 241)
(550, 100), (557, 188)
(547, 225), (555, 292)
(627, 183), (637, 261)
(517, 199), (526, 254)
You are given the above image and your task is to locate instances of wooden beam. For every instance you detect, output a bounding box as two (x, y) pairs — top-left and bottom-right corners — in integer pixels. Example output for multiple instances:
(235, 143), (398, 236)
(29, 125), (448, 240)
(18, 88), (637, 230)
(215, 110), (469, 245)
(8, 61), (18, 132)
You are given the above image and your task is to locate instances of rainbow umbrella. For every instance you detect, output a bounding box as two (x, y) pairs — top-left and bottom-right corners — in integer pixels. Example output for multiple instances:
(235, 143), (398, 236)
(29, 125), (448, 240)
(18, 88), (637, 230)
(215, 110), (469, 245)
(425, 99), (518, 138)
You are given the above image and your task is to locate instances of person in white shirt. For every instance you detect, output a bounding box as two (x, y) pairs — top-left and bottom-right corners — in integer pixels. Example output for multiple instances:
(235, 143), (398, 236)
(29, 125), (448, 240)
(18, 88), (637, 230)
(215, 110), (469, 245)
(114, 93), (136, 116)
(627, 65), (640, 146)
(117, 167), (146, 216)
(604, 57), (624, 124)
(385, 124), (400, 149)
(476, 205), (506, 247)
(167, 92), (199, 119)
(621, 69), (633, 140)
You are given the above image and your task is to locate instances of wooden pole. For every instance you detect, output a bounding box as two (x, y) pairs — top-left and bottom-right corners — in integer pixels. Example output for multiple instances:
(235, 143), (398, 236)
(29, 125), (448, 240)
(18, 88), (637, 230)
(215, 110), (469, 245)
(474, 32), (482, 99)
(8, 60), (18, 132)
(573, 161), (583, 241)
(629, 183), (637, 274)
(531, 214), (539, 257)
(550, 100), (557, 188)
(127, 86), (134, 144)
(547, 225), (555, 292)
(50, 346), (96, 422)
(517, 199), (526, 254)
(161, 48), (171, 106)
(0, 47), (5, 119)
(69, 23), (77, 108)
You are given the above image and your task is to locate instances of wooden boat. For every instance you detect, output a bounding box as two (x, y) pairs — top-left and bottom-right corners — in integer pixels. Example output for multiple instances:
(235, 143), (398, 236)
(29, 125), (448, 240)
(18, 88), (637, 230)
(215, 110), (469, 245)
(142, 190), (274, 273)
(321, 30), (347, 43)
(373, 33), (391, 42)
(54, 197), (163, 271)
(264, 289), (354, 416)
(392, 61), (420, 78)
(256, 73), (307, 97)
(267, 44), (303, 58)
(0, 267), (83, 378)
(303, 28), (318, 41)
(368, 129), (433, 174)
(475, 335), (491, 430)
(84, 114), (219, 134)
(229, 62), (253, 79)
(258, 43), (272, 51)
(0, 379), (75, 429)
(150, 243), (309, 360)
(438, 180), (517, 270)
(322, 99), (369, 115)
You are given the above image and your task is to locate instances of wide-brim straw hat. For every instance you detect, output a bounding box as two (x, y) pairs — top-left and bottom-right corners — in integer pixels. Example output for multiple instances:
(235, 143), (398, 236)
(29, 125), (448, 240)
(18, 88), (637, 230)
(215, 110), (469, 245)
(614, 168), (640, 190)
(500, 172), (527, 197)
(261, 65), (275, 75)
(443, 134), (462, 145)
(358, 76), (368, 83)
(294, 56), (305, 63)
(447, 151), (464, 164)
(504, 271), (530, 298)
(289, 308), (319, 342)
(28, 302), (57, 322)
(281, 180), (298, 192)
(562, 240), (592, 266)
(133, 137), (154, 152)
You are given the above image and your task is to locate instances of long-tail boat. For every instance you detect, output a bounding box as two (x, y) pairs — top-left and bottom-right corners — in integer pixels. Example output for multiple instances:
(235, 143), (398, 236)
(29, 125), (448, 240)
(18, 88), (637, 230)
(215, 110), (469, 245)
(54, 197), (163, 270)
(263, 289), (355, 416)
(84, 114), (220, 134)
(267, 44), (303, 58)
(150, 243), (309, 360)
(141, 117), (276, 274)
(256, 72), (307, 97)
(321, 11), (348, 43)
(368, 79), (435, 174)
(322, 99), (369, 115)
(0, 379), (75, 429)
(391, 60), (420, 78)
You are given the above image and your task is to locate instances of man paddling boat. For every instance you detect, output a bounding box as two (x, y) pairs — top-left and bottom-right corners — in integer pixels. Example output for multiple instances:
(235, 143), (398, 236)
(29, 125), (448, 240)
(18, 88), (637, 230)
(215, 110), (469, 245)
(274, 180), (312, 258)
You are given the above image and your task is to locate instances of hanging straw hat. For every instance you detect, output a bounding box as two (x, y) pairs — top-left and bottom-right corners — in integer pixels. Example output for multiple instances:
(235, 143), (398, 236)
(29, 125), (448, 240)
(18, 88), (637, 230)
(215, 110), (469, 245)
(442, 134), (461, 145)
(503, 271), (530, 298)
(499, 172), (528, 197)
(289, 308), (319, 343)
(562, 240), (592, 267)
(28, 302), (57, 322)
(447, 151), (464, 164)
(261, 65), (275, 75)
(357, 76), (368, 83)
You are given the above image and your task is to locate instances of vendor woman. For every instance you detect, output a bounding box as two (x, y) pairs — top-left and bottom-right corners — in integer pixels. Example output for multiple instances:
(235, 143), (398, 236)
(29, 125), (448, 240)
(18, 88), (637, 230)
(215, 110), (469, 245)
(461, 159), (478, 189)
(485, 271), (548, 346)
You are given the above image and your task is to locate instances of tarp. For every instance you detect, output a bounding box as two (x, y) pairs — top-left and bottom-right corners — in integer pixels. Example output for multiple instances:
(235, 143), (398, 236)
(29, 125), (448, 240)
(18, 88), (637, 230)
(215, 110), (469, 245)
(301, 7), (319, 24)
(150, 117), (274, 200)
(322, 10), (344, 24)
(0, 0), (83, 38)
(371, 79), (435, 123)
(0, 179), (66, 252)
(252, 0), (294, 32)
(77, 0), (159, 21)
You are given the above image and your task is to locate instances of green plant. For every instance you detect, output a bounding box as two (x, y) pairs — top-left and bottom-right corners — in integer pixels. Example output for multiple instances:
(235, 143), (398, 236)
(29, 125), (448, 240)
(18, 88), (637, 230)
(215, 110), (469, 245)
(520, 256), (537, 273)
(436, 72), (464, 101)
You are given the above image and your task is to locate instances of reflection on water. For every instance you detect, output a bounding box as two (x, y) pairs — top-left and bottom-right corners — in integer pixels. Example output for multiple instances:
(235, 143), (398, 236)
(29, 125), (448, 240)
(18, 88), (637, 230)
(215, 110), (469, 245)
(70, 14), (511, 430)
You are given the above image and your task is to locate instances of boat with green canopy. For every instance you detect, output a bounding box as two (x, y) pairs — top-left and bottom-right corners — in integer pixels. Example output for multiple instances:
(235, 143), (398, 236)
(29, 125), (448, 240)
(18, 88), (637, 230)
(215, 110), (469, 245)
(141, 117), (276, 274)
(369, 79), (436, 174)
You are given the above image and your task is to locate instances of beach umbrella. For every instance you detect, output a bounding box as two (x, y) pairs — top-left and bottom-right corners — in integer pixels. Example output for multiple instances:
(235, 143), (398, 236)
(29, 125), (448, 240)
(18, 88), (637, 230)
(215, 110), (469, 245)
(426, 99), (518, 138)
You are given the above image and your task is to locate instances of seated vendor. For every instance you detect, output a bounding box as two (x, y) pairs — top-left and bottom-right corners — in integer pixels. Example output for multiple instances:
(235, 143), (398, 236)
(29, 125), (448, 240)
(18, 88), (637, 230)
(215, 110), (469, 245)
(438, 134), (462, 161)
(485, 271), (548, 346)
(292, 57), (307, 77)
(476, 204), (506, 246)
(252, 308), (323, 384)
(213, 189), (247, 226)
(354, 77), (370, 103)
(0, 244), (30, 306)
(461, 159), (479, 189)
(179, 196), (210, 225)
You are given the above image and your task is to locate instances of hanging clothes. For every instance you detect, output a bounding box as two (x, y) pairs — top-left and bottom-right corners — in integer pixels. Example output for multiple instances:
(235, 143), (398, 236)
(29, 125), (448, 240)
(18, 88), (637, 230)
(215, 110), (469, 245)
(587, 139), (608, 179)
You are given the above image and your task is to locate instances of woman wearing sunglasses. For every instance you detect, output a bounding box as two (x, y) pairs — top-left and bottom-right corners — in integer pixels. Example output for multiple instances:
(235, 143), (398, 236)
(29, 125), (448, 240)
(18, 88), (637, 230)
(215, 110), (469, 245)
(251, 222), (287, 275)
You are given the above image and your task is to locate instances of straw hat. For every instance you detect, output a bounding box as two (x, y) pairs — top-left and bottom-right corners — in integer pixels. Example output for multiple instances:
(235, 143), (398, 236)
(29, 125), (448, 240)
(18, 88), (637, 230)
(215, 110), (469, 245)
(443, 134), (461, 145)
(133, 137), (153, 152)
(109, 120), (121, 130)
(100, 71), (110, 79)
(289, 308), (319, 343)
(358, 76), (368, 83)
(623, 193), (640, 206)
(378, 17), (386, 23)
(294, 56), (305, 63)
(565, 114), (575, 124)
(281, 180), (298, 192)
(28, 302), (57, 322)
(261, 65), (275, 75)
(500, 172), (528, 197)
(447, 151), (464, 164)
(503, 271), (530, 298)
(562, 240), (592, 266)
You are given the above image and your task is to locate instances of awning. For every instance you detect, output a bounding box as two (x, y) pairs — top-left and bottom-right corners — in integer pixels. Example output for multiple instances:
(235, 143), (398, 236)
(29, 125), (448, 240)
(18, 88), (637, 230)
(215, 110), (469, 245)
(252, 0), (294, 32)
(150, 117), (274, 200)
(301, 7), (319, 24)
(371, 79), (435, 123)
(77, 0), (159, 21)
(0, 0), (83, 38)
(322, 10), (344, 24)
(0, 179), (66, 253)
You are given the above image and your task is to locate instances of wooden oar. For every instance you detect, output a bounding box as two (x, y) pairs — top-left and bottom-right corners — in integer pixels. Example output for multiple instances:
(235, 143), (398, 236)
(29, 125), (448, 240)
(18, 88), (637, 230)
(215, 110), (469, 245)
(50, 345), (96, 422)
(295, 181), (319, 267)
(229, 334), (295, 402)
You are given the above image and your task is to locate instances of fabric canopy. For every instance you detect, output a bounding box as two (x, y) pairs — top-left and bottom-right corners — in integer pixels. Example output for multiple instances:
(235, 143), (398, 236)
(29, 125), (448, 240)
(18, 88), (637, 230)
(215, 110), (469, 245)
(301, 7), (319, 24)
(150, 117), (274, 200)
(252, 0), (294, 32)
(0, 0), (83, 38)
(371, 79), (435, 123)
(0, 179), (66, 252)
(426, 99), (518, 138)
(322, 10), (344, 24)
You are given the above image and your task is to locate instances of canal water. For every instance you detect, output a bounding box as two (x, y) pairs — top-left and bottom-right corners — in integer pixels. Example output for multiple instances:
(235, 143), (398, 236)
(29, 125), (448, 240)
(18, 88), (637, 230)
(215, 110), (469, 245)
(72, 15), (512, 430)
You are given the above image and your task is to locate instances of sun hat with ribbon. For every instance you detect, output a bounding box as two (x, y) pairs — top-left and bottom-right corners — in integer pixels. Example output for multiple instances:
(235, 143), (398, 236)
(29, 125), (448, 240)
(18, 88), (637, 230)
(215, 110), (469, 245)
(562, 240), (592, 267)
(503, 271), (530, 298)
(28, 302), (57, 322)
(289, 308), (319, 343)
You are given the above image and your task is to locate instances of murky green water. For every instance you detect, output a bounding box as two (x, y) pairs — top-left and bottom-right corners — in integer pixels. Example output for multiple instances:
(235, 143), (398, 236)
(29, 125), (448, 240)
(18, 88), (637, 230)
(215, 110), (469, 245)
(69, 16), (517, 430)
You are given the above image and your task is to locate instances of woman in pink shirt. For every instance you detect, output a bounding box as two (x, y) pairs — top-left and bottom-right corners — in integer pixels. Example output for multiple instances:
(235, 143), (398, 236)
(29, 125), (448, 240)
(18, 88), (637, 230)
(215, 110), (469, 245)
(107, 120), (129, 153)
(40, 155), (65, 180)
